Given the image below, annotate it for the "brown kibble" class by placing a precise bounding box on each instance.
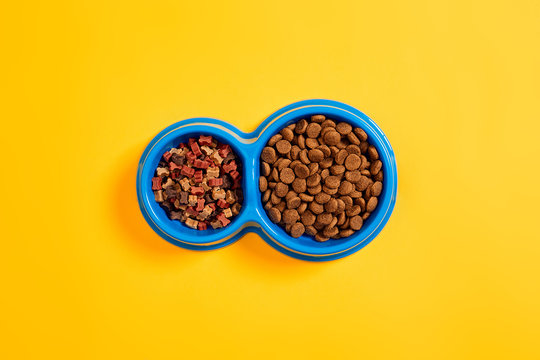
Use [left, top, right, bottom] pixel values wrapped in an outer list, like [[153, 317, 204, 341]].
[[285, 190, 298, 201], [323, 131, 341, 146], [259, 176, 268, 192], [297, 135, 306, 149], [322, 185, 338, 195], [280, 168, 295, 184], [366, 197, 378, 212], [276, 201, 286, 212], [330, 165, 345, 175], [344, 154, 361, 170], [276, 140, 292, 155], [277, 158, 292, 171], [262, 189, 271, 202], [299, 193, 314, 202], [307, 184, 322, 195], [368, 145, 379, 160], [335, 149, 348, 165], [271, 167, 279, 182], [280, 128, 294, 142], [292, 178, 307, 193], [270, 191, 281, 205], [349, 190, 362, 198], [346, 205, 361, 217], [360, 141, 369, 153], [294, 163, 309, 178], [268, 134, 282, 146], [374, 171, 383, 182], [261, 147, 277, 163], [338, 181, 353, 195], [287, 196, 301, 209], [301, 210, 316, 226], [350, 215, 363, 230], [290, 145, 300, 159], [275, 182, 289, 197], [305, 138, 319, 149], [345, 170, 362, 183], [321, 119, 336, 129], [346, 144, 361, 155], [315, 234, 329, 242], [356, 176, 371, 191], [299, 149, 310, 164], [356, 197, 366, 212], [371, 181, 383, 196], [315, 192, 330, 204], [336, 122, 352, 135], [282, 209, 299, 224], [362, 212, 371, 220], [324, 198, 338, 213], [320, 168, 330, 181], [324, 176, 340, 189], [354, 127, 368, 141], [297, 202, 308, 214], [268, 208, 281, 223], [311, 114, 326, 122], [340, 229, 354, 238], [306, 173, 321, 187], [306, 123, 322, 138], [317, 145, 331, 157], [347, 131, 361, 145], [336, 198, 346, 213], [370, 160, 382, 175], [316, 212, 333, 225], [305, 225, 317, 236], [340, 196, 353, 209], [308, 149, 324, 162], [290, 222, 305, 238], [295, 119, 308, 134], [261, 162, 271, 176], [309, 201, 324, 214]]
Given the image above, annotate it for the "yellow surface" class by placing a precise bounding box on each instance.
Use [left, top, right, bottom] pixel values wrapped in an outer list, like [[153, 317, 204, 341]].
[[1, 0, 540, 359]]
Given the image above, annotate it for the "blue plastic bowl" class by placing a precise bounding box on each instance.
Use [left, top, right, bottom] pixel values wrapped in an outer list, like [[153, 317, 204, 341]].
[[137, 99, 397, 261]]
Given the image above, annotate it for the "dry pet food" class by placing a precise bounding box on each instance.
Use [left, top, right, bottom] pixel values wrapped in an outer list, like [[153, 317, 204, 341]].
[[260, 115, 383, 241], [152, 135, 243, 230]]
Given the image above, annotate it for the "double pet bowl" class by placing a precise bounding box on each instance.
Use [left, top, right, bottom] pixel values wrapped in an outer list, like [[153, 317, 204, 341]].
[[136, 99, 397, 261]]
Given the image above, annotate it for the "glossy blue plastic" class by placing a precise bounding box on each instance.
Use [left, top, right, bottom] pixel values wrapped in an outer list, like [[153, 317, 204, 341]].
[[136, 99, 397, 261]]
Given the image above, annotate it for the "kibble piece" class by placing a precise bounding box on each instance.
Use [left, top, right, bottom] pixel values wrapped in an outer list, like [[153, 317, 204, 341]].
[[360, 141, 369, 153], [336, 122, 352, 135], [344, 154, 361, 170], [305, 138, 319, 149], [340, 229, 354, 238], [299, 149, 310, 164], [321, 119, 336, 129], [349, 215, 363, 230], [316, 213, 333, 226], [259, 176, 268, 192], [319, 158, 333, 169], [322, 185, 338, 195], [311, 114, 325, 122], [261, 147, 277, 163], [368, 145, 379, 160], [346, 205, 361, 217], [299, 193, 314, 202], [323, 131, 341, 146], [330, 165, 345, 175], [338, 181, 353, 195], [271, 167, 279, 182], [262, 189, 271, 202], [374, 171, 383, 182], [305, 225, 317, 236], [371, 181, 383, 196], [308, 149, 324, 162], [294, 163, 310, 179], [275, 182, 289, 197], [366, 197, 378, 212], [315, 234, 329, 242], [292, 178, 307, 193], [261, 162, 271, 176], [354, 127, 368, 141], [301, 210, 316, 226], [324, 198, 338, 213], [290, 222, 305, 238], [307, 184, 322, 195], [297, 134, 306, 149], [282, 209, 299, 224], [276, 201, 286, 212], [279, 168, 295, 184], [370, 160, 382, 175], [276, 140, 292, 155], [345, 170, 362, 183], [287, 196, 301, 209], [280, 128, 294, 141], [309, 201, 324, 214], [335, 149, 348, 165], [295, 119, 308, 134], [324, 176, 341, 189], [268, 134, 282, 146], [306, 123, 322, 138], [320, 169, 330, 181], [315, 192, 331, 204], [318, 145, 331, 157]]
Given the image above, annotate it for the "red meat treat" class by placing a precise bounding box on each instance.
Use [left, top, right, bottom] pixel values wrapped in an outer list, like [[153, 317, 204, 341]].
[[186, 151, 197, 164], [186, 206, 199, 217], [197, 222, 207, 231], [217, 199, 229, 208], [178, 143, 186, 148], [163, 151, 172, 162], [217, 213, 231, 227], [170, 169, 180, 179], [222, 160, 237, 174], [190, 142, 202, 157], [194, 170, 203, 183], [208, 178, 223, 187], [181, 165, 195, 177], [229, 170, 240, 180], [199, 135, 213, 146], [218, 144, 231, 158], [169, 162, 182, 171], [188, 138, 196, 146], [193, 159, 210, 169], [233, 177, 242, 189], [151, 177, 162, 190], [190, 186, 204, 196], [208, 203, 216, 211], [196, 198, 205, 211]]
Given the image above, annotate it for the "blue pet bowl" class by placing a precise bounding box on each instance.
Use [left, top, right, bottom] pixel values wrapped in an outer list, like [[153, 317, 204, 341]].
[[137, 99, 397, 261]]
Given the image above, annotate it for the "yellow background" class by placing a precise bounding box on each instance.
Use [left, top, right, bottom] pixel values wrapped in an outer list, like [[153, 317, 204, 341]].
[[1, 0, 540, 359]]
